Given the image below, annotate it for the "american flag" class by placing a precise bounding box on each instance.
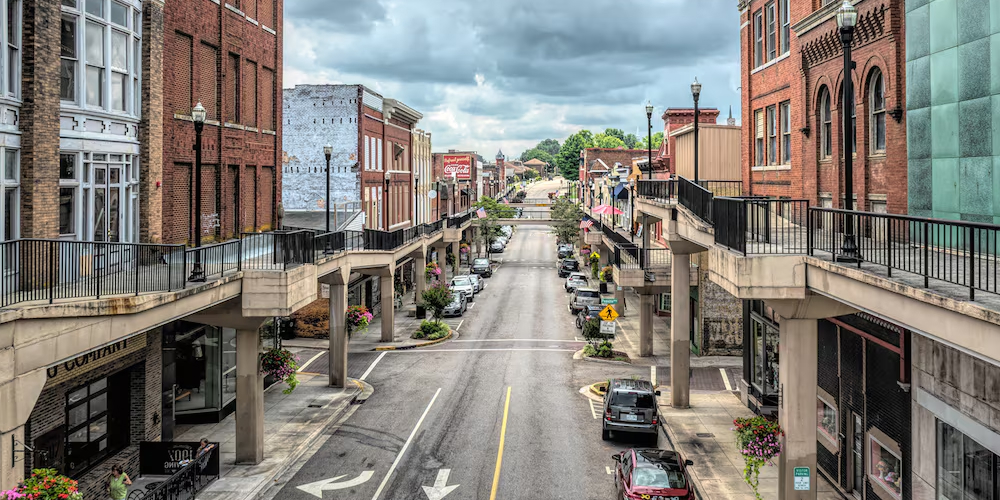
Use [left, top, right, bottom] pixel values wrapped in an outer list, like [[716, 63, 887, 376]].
[[579, 219, 594, 229], [501, 197, 508, 204], [476, 207, 488, 218]]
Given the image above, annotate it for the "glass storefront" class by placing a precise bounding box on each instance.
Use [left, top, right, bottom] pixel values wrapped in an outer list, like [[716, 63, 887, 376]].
[[938, 420, 1000, 500], [163, 322, 237, 421], [746, 300, 780, 402]]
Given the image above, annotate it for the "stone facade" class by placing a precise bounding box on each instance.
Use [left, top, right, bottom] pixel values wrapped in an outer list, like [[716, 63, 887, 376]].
[[162, 0, 283, 244], [695, 257, 744, 356]]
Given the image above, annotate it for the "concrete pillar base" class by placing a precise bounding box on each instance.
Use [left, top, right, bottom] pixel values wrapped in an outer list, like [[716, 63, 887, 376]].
[[670, 253, 692, 409], [329, 282, 348, 388], [615, 286, 626, 316], [381, 273, 395, 342], [778, 317, 819, 500], [639, 293, 654, 357], [451, 241, 460, 276], [236, 328, 264, 464]]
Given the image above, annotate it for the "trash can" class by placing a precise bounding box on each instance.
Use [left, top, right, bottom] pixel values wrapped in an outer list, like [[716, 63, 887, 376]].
[[415, 304, 426, 319]]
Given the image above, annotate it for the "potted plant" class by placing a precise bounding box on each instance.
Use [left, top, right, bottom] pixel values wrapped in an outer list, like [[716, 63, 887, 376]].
[[346, 305, 373, 338], [425, 262, 442, 282], [589, 251, 601, 279], [3, 469, 83, 500], [733, 416, 784, 500], [260, 348, 300, 394], [600, 265, 614, 283]]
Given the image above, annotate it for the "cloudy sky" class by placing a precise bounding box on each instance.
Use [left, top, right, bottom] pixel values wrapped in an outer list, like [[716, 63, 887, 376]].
[[283, 0, 741, 158]]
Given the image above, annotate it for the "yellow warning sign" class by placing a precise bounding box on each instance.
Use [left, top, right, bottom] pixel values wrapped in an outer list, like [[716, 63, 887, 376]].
[[599, 304, 619, 322]]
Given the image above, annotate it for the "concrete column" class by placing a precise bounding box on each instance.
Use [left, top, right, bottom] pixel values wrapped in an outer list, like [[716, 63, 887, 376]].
[[639, 293, 654, 357], [670, 252, 691, 408], [236, 328, 264, 464], [451, 241, 460, 275], [380, 273, 395, 342], [642, 215, 651, 249], [778, 318, 819, 500], [328, 283, 348, 388], [414, 258, 426, 304], [439, 246, 450, 283], [615, 285, 626, 317], [0, 426, 25, 490]]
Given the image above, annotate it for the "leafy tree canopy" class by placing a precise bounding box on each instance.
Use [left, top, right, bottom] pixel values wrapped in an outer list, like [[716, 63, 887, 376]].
[[536, 138, 561, 157], [603, 128, 626, 142], [474, 196, 515, 219], [522, 168, 540, 179], [550, 196, 584, 244], [624, 133, 639, 149], [635, 131, 664, 151], [520, 148, 555, 165], [421, 284, 454, 325], [556, 130, 594, 179], [593, 133, 626, 149]]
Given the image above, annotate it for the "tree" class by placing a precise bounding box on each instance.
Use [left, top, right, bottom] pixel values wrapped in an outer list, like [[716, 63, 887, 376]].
[[593, 133, 626, 149], [522, 168, 540, 179], [550, 197, 584, 244], [520, 148, 555, 165], [537, 138, 561, 156], [635, 131, 664, 151], [603, 128, 626, 142], [421, 284, 454, 325], [473, 196, 514, 256], [624, 133, 639, 149], [556, 130, 594, 179]]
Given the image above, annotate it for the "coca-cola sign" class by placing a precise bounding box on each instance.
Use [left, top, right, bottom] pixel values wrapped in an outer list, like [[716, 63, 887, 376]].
[[443, 155, 471, 179]]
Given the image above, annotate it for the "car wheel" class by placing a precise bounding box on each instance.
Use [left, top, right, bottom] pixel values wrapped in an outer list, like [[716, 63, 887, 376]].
[[602, 429, 610, 441]]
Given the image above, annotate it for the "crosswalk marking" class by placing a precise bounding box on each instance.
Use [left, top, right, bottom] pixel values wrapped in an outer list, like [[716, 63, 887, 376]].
[[589, 399, 599, 419], [720, 368, 733, 391]]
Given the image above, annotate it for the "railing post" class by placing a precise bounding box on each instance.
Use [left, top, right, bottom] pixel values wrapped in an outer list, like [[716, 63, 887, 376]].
[[48, 241, 56, 304], [923, 221, 929, 289], [135, 245, 141, 296], [886, 217, 893, 278], [807, 209, 814, 256], [969, 226, 976, 301]]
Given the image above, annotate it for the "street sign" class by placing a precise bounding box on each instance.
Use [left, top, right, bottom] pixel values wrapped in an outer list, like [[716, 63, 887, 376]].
[[423, 469, 460, 500], [601, 298, 618, 305], [297, 471, 375, 498], [793, 467, 810, 491], [599, 305, 619, 322], [600, 321, 616, 336]]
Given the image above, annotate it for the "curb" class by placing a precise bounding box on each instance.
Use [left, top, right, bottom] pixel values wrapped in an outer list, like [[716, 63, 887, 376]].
[[574, 348, 632, 365], [655, 399, 706, 500], [589, 381, 608, 397], [248, 378, 367, 500], [373, 329, 454, 351]]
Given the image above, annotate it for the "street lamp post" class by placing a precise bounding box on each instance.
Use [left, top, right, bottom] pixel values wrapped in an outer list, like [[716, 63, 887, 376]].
[[609, 170, 620, 228], [189, 102, 207, 282], [691, 78, 702, 183], [837, 0, 860, 262], [323, 144, 333, 253], [645, 101, 654, 180], [384, 171, 392, 230], [629, 178, 636, 242]]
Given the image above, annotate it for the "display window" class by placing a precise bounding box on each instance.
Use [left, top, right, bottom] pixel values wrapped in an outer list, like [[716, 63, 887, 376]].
[[817, 396, 838, 448], [870, 433, 902, 498]]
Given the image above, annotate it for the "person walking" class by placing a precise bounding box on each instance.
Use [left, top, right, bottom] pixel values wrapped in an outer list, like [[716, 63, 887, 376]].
[[107, 464, 131, 500]]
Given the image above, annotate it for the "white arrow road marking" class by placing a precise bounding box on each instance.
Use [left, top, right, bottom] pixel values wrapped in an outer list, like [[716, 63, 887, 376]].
[[296, 471, 375, 498], [606, 466, 613, 475], [422, 469, 460, 500], [371, 388, 442, 500]]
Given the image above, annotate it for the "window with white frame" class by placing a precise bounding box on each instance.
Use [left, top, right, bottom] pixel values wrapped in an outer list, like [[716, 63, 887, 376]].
[[754, 109, 764, 166], [4, 0, 19, 99], [766, 2, 776, 61], [779, 0, 789, 54], [753, 10, 763, 68], [780, 101, 791, 164], [60, 0, 141, 116], [766, 105, 777, 165], [817, 396, 837, 446], [870, 433, 902, 498], [58, 151, 139, 243], [820, 87, 832, 159], [870, 69, 886, 154], [0, 148, 17, 241]]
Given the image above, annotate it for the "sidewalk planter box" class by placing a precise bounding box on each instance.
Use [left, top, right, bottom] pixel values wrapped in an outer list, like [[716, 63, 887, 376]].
[[599, 282, 608, 294], [415, 305, 427, 319]]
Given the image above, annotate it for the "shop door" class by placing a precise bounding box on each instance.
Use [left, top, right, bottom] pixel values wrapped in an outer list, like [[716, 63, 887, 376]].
[[851, 412, 864, 497], [93, 165, 123, 270]]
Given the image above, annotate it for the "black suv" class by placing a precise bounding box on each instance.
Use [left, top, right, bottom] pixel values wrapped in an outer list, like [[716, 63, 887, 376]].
[[471, 258, 492, 277], [601, 378, 661, 443], [557, 258, 580, 277]]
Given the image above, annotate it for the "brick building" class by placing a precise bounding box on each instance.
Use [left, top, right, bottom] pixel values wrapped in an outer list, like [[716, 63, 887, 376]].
[[282, 85, 422, 230], [161, 0, 283, 244], [739, 0, 906, 214], [432, 151, 481, 219], [646, 108, 721, 178]]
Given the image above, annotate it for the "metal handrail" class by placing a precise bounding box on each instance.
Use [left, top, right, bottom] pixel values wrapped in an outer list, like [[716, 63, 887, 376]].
[[677, 176, 714, 223]]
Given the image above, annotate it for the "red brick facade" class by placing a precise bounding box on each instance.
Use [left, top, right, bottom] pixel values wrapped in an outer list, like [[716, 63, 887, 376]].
[[359, 97, 418, 230], [162, 0, 283, 244], [432, 151, 479, 218], [739, 0, 906, 213]]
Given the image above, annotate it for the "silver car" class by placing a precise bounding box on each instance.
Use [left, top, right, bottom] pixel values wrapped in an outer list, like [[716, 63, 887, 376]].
[[569, 287, 601, 314], [565, 272, 589, 292], [451, 275, 476, 299], [468, 273, 484, 293], [442, 293, 467, 317]]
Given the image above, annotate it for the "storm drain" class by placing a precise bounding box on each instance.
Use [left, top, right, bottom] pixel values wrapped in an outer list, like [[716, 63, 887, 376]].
[[696, 433, 715, 438], [308, 404, 323, 408]]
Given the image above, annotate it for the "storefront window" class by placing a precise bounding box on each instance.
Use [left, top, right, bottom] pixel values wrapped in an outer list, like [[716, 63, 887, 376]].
[[221, 327, 236, 406], [659, 292, 670, 313], [817, 397, 837, 446], [870, 434, 902, 498], [938, 420, 999, 500], [65, 373, 129, 477], [172, 325, 223, 414], [763, 325, 779, 394]]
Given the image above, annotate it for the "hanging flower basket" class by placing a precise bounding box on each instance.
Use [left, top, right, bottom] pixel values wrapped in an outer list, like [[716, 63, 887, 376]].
[[733, 416, 784, 500], [425, 262, 442, 281], [600, 265, 614, 283], [346, 305, 373, 338], [260, 348, 300, 394], [459, 242, 470, 254], [3, 469, 83, 500], [589, 251, 600, 264]]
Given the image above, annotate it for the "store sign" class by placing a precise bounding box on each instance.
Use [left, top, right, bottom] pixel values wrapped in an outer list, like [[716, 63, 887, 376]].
[[139, 441, 220, 476], [443, 155, 471, 180], [45, 332, 147, 385]]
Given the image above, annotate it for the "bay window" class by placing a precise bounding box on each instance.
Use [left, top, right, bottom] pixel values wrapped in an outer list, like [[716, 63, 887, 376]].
[[60, 0, 142, 116], [58, 151, 139, 243]]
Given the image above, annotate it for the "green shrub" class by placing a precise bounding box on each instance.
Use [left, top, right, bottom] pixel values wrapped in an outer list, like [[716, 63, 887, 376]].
[[597, 340, 614, 358], [583, 344, 597, 356], [412, 320, 450, 340]]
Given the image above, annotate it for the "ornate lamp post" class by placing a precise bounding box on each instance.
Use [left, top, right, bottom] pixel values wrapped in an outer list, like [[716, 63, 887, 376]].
[[323, 144, 333, 253], [384, 170, 392, 230], [837, 0, 860, 262], [189, 102, 207, 282], [691, 78, 702, 183], [645, 101, 654, 180]]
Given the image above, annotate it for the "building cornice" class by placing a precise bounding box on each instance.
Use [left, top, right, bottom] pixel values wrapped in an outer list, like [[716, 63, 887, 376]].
[[792, 0, 862, 36], [383, 98, 423, 124]]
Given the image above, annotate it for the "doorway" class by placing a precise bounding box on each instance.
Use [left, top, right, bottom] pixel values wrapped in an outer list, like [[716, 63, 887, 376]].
[[850, 412, 864, 498]]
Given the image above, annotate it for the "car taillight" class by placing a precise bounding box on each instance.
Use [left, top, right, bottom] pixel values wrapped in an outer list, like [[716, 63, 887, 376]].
[[652, 417, 658, 425], [605, 407, 612, 421]]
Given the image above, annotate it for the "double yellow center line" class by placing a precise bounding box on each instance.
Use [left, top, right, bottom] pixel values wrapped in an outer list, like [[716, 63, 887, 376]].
[[489, 386, 512, 500]]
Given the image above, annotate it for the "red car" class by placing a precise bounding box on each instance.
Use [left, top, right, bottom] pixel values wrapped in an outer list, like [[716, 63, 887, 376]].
[[612, 448, 695, 500]]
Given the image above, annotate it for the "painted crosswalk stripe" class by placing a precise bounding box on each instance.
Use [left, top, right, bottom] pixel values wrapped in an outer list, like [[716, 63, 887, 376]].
[[297, 351, 325, 373], [720, 368, 733, 391], [589, 399, 599, 419]]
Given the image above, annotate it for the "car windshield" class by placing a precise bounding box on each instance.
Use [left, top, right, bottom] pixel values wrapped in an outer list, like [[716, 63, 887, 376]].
[[632, 464, 686, 489], [473, 259, 489, 266], [448, 296, 462, 306], [577, 290, 599, 298], [585, 307, 603, 315], [452, 278, 471, 286], [610, 392, 655, 408]]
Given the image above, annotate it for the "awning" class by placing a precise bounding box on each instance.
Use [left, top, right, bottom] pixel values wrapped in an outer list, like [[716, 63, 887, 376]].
[[462, 188, 475, 196], [612, 184, 630, 200]]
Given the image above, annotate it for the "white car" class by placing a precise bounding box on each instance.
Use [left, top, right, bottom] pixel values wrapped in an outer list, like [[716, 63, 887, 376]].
[[450, 276, 476, 300], [468, 273, 484, 293], [565, 273, 589, 292]]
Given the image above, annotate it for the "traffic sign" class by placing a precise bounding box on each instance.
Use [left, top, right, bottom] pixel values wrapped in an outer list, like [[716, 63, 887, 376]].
[[793, 467, 810, 491], [601, 298, 618, 305], [600, 321, 616, 336], [599, 305, 619, 322]]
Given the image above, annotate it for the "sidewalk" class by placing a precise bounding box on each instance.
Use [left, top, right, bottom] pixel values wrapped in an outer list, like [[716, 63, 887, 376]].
[[657, 390, 843, 500], [151, 373, 368, 500]]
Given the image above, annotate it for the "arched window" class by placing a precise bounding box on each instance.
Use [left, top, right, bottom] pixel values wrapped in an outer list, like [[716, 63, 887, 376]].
[[820, 86, 832, 159], [870, 69, 886, 153]]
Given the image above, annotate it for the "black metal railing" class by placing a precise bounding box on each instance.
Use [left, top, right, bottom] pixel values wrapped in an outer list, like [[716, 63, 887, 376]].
[[712, 198, 809, 255], [612, 244, 641, 270], [640, 248, 673, 268], [678, 176, 714, 223], [184, 239, 241, 282], [635, 179, 677, 204], [128, 449, 217, 500], [697, 180, 744, 198], [448, 211, 472, 228], [809, 208, 1000, 300], [241, 231, 315, 270], [600, 220, 634, 248]]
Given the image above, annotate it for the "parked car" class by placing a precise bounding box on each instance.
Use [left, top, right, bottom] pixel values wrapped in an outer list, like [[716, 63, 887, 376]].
[[612, 448, 695, 500], [468, 273, 484, 293], [601, 378, 661, 442], [569, 287, 601, 314], [557, 244, 574, 258], [450, 276, 476, 299], [575, 305, 605, 329], [557, 258, 580, 277], [496, 235, 509, 246], [490, 241, 505, 253], [501, 225, 513, 235], [471, 258, 493, 277], [442, 293, 467, 317], [565, 272, 589, 292]]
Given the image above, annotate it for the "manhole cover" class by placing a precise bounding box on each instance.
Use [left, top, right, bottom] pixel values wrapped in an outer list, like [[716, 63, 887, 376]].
[[696, 433, 715, 438]]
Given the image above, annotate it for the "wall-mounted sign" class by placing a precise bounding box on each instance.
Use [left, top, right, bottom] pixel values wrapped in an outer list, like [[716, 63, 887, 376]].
[[428, 189, 437, 199], [139, 441, 220, 476], [45, 332, 148, 386], [443, 155, 471, 180]]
